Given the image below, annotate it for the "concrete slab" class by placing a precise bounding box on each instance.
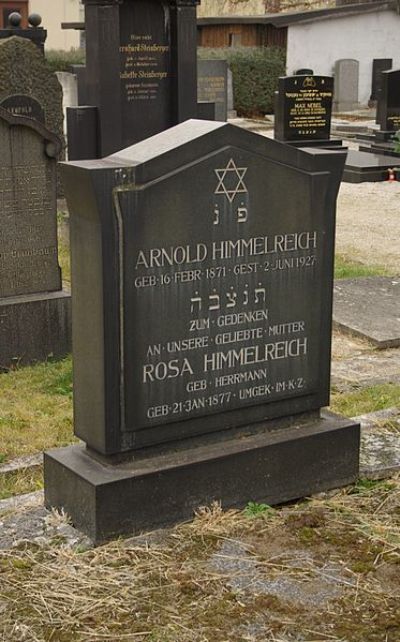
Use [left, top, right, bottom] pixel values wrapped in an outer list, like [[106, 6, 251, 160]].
[[353, 408, 400, 481], [333, 277, 400, 348]]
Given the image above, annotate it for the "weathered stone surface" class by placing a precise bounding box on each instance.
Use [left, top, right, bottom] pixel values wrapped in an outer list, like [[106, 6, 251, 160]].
[[359, 408, 400, 479], [0, 493, 92, 551], [0, 36, 63, 141], [333, 277, 400, 348], [331, 349, 400, 391], [0, 111, 61, 297], [333, 59, 359, 112], [0, 108, 71, 367]]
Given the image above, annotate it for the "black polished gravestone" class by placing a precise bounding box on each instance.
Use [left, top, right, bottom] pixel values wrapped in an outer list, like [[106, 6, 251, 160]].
[[0, 107, 71, 368], [370, 58, 392, 111], [378, 69, 400, 132], [68, 0, 199, 160], [44, 120, 359, 543], [274, 75, 338, 148]]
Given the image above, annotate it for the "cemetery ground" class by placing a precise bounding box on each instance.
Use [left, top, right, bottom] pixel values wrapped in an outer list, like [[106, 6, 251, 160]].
[[0, 182, 399, 641]]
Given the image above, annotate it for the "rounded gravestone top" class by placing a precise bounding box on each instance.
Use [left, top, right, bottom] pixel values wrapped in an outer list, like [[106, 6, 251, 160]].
[[8, 12, 22, 27], [28, 13, 42, 28]]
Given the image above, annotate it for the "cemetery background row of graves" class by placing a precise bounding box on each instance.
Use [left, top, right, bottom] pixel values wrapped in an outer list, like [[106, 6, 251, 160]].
[[0, 3, 399, 639]]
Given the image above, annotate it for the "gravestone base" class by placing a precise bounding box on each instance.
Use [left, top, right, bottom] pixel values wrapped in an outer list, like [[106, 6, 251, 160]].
[[343, 150, 400, 183], [44, 411, 360, 543], [287, 139, 344, 149], [0, 290, 71, 369]]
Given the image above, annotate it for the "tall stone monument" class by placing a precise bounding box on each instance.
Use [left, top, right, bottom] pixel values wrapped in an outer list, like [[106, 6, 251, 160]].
[[0, 108, 71, 368], [68, 0, 199, 158], [333, 59, 359, 112], [45, 120, 360, 542]]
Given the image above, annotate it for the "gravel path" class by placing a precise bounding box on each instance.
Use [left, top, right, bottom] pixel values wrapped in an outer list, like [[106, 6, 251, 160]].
[[336, 181, 400, 273]]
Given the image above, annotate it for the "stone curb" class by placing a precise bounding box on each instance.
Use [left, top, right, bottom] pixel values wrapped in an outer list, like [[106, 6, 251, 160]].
[[0, 453, 42, 475]]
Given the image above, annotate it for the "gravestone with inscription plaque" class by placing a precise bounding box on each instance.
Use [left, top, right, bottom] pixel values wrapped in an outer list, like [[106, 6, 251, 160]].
[[69, 0, 199, 159], [198, 60, 228, 121], [0, 107, 71, 367], [274, 75, 339, 148], [45, 119, 360, 543]]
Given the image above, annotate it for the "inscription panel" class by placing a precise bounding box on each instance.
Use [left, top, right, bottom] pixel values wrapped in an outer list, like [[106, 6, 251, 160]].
[[0, 95, 45, 124], [277, 75, 333, 142], [119, 0, 171, 147], [0, 120, 61, 298], [198, 60, 228, 121], [118, 149, 328, 434]]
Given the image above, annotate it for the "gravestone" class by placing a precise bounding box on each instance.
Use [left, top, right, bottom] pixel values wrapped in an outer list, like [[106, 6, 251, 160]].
[[198, 59, 228, 121], [378, 69, 400, 132], [274, 75, 335, 145], [371, 58, 392, 114], [0, 36, 64, 144], [0, 107, 71, 368], [69, 0, 199, 159], [333, 59, 359, 112], [45, 119, 359, 543], [295, 68, 314, 75]]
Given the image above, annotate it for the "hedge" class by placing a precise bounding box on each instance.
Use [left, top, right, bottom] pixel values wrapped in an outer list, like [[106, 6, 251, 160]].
[[45, 49, 85, 73], [46, 46, 285, 116], [198, 46, 286, 116]]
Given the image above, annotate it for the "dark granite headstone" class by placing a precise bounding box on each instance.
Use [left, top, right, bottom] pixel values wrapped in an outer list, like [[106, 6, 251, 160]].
[[274, 75, 334, 143], [197, 59, 228, 121], [371, 58, 392, 110], [0, 108, 71, 368], [378, 69, 400, 131], [295, 68, 314, 76], [72, 0, 199, 158], [342, 149, 400, 183], [45, 120, 359, 542]]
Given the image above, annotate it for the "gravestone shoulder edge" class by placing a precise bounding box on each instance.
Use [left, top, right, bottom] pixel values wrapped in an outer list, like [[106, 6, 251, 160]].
[[0, 106, 62, 154]]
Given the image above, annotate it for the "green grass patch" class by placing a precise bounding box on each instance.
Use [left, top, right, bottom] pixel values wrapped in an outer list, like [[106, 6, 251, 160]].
[[330, 383, 400, 418], [0, 358, 74, 462], [334, 254, 390, 279], [58, 221, 71, 286]]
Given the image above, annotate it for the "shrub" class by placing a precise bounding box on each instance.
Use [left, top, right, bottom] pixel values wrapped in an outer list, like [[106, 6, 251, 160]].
[[198, 46, 286, 116], [45, 49, 85, 73]]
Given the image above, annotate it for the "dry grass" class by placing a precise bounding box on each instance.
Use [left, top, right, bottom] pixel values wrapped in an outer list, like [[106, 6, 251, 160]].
[[1, 477, 399, 641]]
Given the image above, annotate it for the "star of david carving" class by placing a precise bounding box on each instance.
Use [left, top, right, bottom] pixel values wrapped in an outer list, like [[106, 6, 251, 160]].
[[214, 159, 248, 203]]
